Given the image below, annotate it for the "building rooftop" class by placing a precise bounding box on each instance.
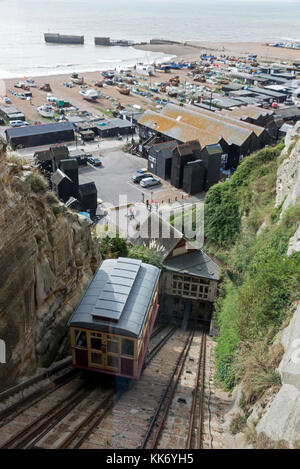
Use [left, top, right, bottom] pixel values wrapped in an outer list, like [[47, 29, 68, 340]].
[[68, 257, 160, 338], [138, 110, 221, 148], [5, 121, 74, 138], [133, 212, 183, 259], [219, 105, 274, 121], [185, 104, 266, 138], [161, 104, 254, 146], [164, 250, 220, 281]]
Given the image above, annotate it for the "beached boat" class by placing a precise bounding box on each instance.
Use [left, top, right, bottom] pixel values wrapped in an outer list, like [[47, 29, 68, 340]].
[[37, 104, 55, 118], [79, 89, 98, 101], [70, 72, 84, 85], [117, 86, 130, 95], [44, 33, 84, 44]]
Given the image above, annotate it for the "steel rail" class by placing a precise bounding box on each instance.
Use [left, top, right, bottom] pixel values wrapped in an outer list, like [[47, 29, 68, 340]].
[[0, 369, 78, 429], [186, 332, 206, 449], [144, 327, 176, 367], [67, 327, 178, 449], [140, 329, 194, 449], [1, 384, 93, 449], [58, 390, 115, 449], [1, 327, 178, 450]]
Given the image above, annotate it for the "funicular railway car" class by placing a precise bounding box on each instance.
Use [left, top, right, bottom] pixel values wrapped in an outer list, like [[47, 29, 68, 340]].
[[68, 257, 160, 379]]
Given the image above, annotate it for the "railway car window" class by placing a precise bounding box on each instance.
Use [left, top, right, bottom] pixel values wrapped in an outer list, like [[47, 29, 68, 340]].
[[107, 340, 118, 354], [91, 353, 102, 365], [91, 337, 102, 350], [122, 339, 134, 357], [75, 330, 87, 348], [107, 355, 119, 368]]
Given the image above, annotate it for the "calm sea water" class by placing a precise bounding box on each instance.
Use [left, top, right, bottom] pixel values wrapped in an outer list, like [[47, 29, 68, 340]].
[[0, 0, 299, 78]]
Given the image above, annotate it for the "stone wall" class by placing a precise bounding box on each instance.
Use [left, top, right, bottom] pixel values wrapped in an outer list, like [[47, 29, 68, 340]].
[[0, 142, 101, 389]]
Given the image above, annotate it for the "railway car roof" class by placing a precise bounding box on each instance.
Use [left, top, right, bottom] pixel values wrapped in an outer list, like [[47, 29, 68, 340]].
[[68, 257, 160, 338]]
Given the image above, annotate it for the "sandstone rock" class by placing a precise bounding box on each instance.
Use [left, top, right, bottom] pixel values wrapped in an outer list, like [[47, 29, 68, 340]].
[[0, 143, 101, 389]]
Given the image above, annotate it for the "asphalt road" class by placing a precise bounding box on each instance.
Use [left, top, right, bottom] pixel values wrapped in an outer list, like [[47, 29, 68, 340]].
[[79, 148, 166, 207]]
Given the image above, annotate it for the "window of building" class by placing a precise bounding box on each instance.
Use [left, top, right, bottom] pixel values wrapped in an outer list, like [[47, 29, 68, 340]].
[[75, 330, 87, 349], [91, 352, 102, 365], [122, 338, 134, 357]]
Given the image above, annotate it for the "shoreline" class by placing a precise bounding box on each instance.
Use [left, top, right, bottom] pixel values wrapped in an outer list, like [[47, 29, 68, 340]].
[[2, 40, 299, 81], [134, 41, 300, 63], [0, 50, 176, 81], [1, 39, 299, 125]]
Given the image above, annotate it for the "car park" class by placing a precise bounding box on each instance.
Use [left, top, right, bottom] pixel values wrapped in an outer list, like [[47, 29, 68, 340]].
[[140, 177, 161, 188], [132, 173, 152, 183]]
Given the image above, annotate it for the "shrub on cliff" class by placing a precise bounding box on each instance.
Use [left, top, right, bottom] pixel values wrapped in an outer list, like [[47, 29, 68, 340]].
[[128, 245, 163, 268], [204, 182, 241, 247], [99, 235, 128, 259], [26, 172, 48, 194]]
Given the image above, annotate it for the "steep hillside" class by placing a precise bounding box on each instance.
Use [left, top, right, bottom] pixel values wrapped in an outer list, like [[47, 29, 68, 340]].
[[0, 141, 101, 390], [204, 125, 300, 447]]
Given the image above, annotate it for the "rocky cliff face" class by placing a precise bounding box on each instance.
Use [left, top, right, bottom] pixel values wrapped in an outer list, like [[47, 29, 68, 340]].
[[254, 133, 300, 445], [0, 142, 100, 389], [229, 124, 300, 448], [276, 121, 300, 216]]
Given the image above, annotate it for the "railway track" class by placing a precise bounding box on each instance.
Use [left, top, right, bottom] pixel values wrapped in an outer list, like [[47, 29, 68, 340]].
[[0, 325, 177, 450], [141, 330, 207, 449], [186, 332, 206, 449], [0, 368, 79, 430], [77, 328, 189, 449], [140, 330, 195, 449]]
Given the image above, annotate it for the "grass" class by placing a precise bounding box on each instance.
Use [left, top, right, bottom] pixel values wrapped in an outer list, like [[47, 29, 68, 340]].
[[25, 171, 48, 193], [207, 142, 300, 394], [96, 107, 114, 118], [230, 414, 247, 435]]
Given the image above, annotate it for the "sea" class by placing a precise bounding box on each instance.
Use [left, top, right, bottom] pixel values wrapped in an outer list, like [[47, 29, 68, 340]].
[[0, 0, 299, 79]]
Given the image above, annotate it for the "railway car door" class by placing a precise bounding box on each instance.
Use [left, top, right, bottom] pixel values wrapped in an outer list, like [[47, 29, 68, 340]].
[[74, 329, 88, 367], [89, 332, 106, 369], [105, 336, 120, 373]]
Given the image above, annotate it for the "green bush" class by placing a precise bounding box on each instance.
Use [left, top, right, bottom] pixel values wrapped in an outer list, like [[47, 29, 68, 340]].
[[26, 172, 48, 193], [99, 235, 128, 258], [128, 245, 163, 268], [210, 141, 300, 392], [204, 183, 241, 246], [230, 414, 247, 435]]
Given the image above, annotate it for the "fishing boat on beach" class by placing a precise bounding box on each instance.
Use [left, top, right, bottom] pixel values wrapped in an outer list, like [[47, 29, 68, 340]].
[[79, 89, 98, 101], [37, 104, 55, 118], [117, 85, 130, 95]]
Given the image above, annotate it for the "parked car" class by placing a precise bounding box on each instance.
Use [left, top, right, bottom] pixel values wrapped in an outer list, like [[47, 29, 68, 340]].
[[14, 82, 30, 90], [25, 79, 37, 87], [140, 177, 161, 188], [9, 120, 29, 127], [132, 173, 152, 183], [87, 156, 102, 167], [136, 168, 148, 174]]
